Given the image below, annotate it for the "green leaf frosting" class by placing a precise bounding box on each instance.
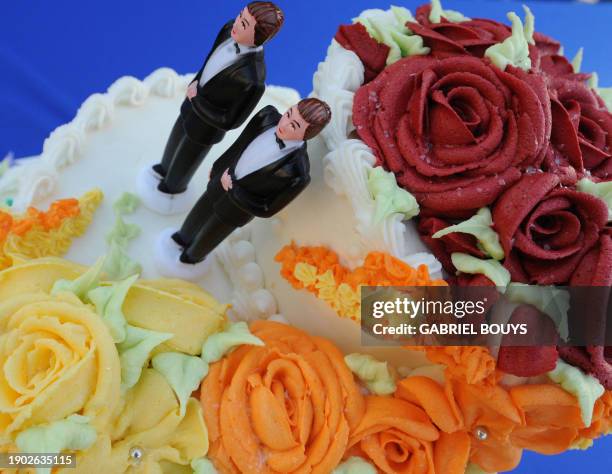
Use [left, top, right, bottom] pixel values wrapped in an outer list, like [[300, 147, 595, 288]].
[[103, 193, 142, 280], [152, 352, 209, 417], [522, 5, 535, 45], [548, 359, 604, 427], [104, 241, 143, 281], [355, 7, 429, 65], [367, 166, 419, 223], [192, 457, 218, 474], [113, 192, 141, 215], [117, 325, 173, 392], [16, 415, 96, 474], [429, 0, 470, 24], [598, 88, 612, 112], [201, 321, 264, 364], [390, 5, 414, 26], [432, 207, 504, 260], [485, 7, 533, 71], [505, 283, 570, 341], [87, 274, 139, 343], [345, 353, 396, 395], [577, 178, 612, 221], [588, 72, 612, 112], [571, 47, 584, 73], [451, 253, 511, 287], [0, 154, 11, 178], [106, 215, 140, 247], [51, 257, 105, 300], [332, 456, 377, 474]]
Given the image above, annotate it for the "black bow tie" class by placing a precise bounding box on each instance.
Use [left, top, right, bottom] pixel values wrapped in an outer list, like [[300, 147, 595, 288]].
[[234, 42, 241, 54], [275, 133, 286, 150]]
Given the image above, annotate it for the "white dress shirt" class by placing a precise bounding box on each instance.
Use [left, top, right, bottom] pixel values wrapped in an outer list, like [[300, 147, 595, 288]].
[[234, 127, 303, 179], [199, 39, 262, 87]]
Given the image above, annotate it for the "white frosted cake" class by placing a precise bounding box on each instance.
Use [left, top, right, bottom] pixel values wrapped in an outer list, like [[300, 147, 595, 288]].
[[1, 2, 611, 473], [0, 66, 438, 365]]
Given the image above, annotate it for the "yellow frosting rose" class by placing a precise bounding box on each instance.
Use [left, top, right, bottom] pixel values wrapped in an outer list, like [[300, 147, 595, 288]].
[[0, 256, 227, 471], [0, 258, 227, 355], [66, 368, 209, 474], [0, 289, 121, 442]]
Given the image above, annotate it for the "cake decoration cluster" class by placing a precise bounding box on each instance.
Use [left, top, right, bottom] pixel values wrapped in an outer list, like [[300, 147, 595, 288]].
[[0, 189, 102, 270], [315, 0, 612, 388], [0, 1, 610, 473], [0, 257, 227, 473], [276, 243, 446, 321]]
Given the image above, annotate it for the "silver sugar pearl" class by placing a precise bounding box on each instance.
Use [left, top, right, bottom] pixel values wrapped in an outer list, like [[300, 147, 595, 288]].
[[129, 446, 144, 464], [474, 426, 488, 441]]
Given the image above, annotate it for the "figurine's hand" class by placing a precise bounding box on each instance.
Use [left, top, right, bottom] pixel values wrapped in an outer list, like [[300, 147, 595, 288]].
[[186, 82, 197, 100], [221, 169, 233, 191]]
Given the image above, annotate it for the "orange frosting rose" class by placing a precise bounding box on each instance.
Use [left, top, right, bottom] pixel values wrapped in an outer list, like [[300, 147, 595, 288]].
[[396, 376, 522, 473], [509, 384, 586, 454], [345, 396, 439, 474], [583, 391, 612, 440], [414, 346, 499, 386], [200, 320, 365, 474]]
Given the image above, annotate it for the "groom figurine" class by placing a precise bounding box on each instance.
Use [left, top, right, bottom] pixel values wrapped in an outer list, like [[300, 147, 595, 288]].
[[155, 98, 332, 278], [139, 2, 284, 214]]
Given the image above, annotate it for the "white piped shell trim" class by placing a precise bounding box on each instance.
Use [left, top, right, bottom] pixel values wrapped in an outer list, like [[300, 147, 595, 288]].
[[0, 68, 192, 212], [313, 35, 442, 276], [216, 227, 279, 322]]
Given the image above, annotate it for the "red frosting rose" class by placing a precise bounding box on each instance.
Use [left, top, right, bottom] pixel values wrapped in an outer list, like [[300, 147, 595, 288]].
[[335, 23, 389, 83], [559, 229, 612, 389], [545, 77, 612, 181], [418, 216, 485, 273], [353, 55, 551, 216], [539, 54, 591, 82], [410, 4, 560, 61], [492, 172, 609, 285], [497, 304, 560, 377]]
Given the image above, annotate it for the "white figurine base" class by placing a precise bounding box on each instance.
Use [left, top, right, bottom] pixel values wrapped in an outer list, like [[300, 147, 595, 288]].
[[136, 165, 199, 215], [154, 227, 212, 280]]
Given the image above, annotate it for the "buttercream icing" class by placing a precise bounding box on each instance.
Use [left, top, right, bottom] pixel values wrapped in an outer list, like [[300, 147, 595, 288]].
[[451, 253, 511, 287], [87, 274, 139, 343], [332, 456, 377, 474], [345, 353, 397, 395], [432, 208, 504, 260], [505, 283, 570, 341], [192, 457, 219, 474], [548, 359, 605, 427], [152, 352, 209, 416], [428, 0, 470, 24], [355, 7, 430, 65], [16, 415, 97, 474], [577, 178, 612, 220], [116, 325, 173, 392], [201, 321, 264, 364], [485, 8, 532, 71]]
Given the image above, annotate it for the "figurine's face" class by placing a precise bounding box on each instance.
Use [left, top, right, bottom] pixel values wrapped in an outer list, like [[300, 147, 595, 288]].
[[231, 7, 257, 46], [276, 106, 309, 141]]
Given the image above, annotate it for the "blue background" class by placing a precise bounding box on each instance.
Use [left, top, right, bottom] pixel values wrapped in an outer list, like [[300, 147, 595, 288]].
[[1, 1, 611, 471]]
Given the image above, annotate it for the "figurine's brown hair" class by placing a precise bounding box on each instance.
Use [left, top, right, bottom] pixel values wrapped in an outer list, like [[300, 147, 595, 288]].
[[298, 98, 332, 140], [247, 2, 284, 46]]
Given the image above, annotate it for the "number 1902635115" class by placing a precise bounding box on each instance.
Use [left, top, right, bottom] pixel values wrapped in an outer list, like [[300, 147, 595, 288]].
[[0, 453, 76, 468]]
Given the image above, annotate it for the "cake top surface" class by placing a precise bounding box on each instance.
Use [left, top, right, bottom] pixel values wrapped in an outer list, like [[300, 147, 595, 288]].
[[0, 1, 611, 473]]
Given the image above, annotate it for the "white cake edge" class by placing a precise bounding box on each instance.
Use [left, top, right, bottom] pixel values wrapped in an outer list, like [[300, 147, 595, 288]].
[[312, 39, 442, 274], [0, 67, 302, 325]]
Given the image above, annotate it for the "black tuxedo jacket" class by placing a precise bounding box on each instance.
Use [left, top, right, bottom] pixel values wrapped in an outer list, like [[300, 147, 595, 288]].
[[183, 21, 266, 132], [210, 105, 311, 220]]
